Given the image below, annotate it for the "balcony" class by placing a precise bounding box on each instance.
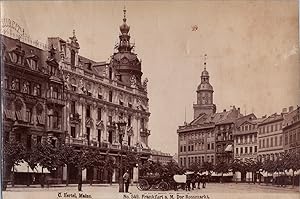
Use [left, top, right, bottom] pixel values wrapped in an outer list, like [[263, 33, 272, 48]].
[[46, 125, 63, 134], [99, 142, 109, 149], [47, 97, 65, 106], [70, 137, 85, 145]]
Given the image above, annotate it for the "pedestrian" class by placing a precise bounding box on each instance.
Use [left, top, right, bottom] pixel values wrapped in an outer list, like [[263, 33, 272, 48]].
[[202, 175, 207, 188], [191, 173, 196, 190], [197, 174, 201, 189], [186, 174, 191, 191], [123, 170, 130, 193]]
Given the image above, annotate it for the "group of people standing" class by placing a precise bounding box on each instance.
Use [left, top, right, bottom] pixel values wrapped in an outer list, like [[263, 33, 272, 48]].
[[186, 173, 208, 191]]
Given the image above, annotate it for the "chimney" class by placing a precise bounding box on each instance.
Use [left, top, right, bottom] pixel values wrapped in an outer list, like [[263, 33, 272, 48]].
[[282, 108, 287, 113], [223, 109, 226, 112], [289, 106, 294, 112]]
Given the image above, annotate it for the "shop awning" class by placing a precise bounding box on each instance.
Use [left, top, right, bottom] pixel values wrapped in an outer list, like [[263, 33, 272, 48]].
[[13, 162, 50, 173], [225, 144, 233, 152]]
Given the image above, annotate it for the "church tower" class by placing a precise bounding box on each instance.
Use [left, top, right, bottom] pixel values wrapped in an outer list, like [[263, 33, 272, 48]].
[[193, 54, 216, 118]]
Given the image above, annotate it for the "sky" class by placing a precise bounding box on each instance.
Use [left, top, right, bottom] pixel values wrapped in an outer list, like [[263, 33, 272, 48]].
[[1, 1, 299, 154]]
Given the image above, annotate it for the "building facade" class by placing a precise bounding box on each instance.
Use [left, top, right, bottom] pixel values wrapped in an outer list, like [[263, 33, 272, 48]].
[[283, 106, 300, 153], [233, 114, 261, 182], [2, 34, 66, 184], [234, 114, 259, 162], [149, 150, 173, 165], [214, 108, 242, 164], [257, 113, 284, 162]]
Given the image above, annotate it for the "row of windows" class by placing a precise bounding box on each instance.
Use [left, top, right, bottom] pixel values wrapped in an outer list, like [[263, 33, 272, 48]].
[[4, 76, 41, 96], [70, 86, 139, 110], [259, 135, 282, 149], [284, 128, 300, 146], [235, 134, 257, 144], [179, 131, 214, 141], [218, 124, 234, 131], [216, 134, 233, 141], [70, 102, 136, 127], [180, 142, 215, 152], [70, 126, 133, 146], [180, 155, 214, 167], [239, 124, 256, 132], [259, 122, 282, 134], [6, 132, 56, 149], [235, 146, 258, 155]]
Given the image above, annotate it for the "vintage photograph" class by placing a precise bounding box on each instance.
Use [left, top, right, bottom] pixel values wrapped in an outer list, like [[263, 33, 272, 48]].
[[1, 1, 300, 199]]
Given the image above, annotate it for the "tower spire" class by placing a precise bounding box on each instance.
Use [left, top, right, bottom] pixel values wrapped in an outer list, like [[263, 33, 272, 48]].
[[204, 54, 207, 70], [123, 6, 127, 22]]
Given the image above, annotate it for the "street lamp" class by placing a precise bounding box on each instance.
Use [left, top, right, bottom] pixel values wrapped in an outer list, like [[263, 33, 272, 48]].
[[117, 121, 126, 193]]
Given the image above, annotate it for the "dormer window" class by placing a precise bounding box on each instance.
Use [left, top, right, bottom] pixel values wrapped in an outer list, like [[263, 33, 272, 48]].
[[33, 84, 41, 96], [109, 91, 113, 102], [4, 76, 8, 89], [108, 67, 112, 79], [71, 49, 75, 67], [11, 78, 20, 91], [86, 105, 91, 118], [87, 63, 92, 70], [22, 81, 31, 94]]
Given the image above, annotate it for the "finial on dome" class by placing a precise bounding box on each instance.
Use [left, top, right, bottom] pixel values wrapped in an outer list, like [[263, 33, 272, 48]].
[[123, 6, 127, 22], [204, 54, 207, 70]]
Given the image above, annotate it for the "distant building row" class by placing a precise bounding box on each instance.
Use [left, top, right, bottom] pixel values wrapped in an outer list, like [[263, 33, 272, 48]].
[[177, 61, 300, 170]]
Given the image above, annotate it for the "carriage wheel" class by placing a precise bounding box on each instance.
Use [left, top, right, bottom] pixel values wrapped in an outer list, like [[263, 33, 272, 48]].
[[158, 181, 169, 191], [137, 179, 150, 191]]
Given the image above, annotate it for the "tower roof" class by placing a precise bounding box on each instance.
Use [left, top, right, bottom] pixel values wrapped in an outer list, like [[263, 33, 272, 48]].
[[119, 8, 130, 34], [197, 55, 213, 92]]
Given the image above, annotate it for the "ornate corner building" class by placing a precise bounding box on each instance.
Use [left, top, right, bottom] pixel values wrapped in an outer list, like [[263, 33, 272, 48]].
[[2, 9, 151, 184]]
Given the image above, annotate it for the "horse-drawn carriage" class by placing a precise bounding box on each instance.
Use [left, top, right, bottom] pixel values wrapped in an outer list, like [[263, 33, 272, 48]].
[[137, 172, 170, 191], [137, 172, 188, 191], [137, 171, 209, 191]]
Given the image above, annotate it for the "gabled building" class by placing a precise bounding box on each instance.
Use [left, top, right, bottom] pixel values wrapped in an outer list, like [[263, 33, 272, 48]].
[[214, 107, 242, 164], [2, 34, 66, 184], [283, 106, 300, 153], [257, 112, 284, 162], [233, 113, 261, 162], [149, 150, 173, 165]]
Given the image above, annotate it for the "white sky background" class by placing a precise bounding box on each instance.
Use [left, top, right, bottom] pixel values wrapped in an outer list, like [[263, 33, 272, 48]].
[[1, 1, 300, 154]]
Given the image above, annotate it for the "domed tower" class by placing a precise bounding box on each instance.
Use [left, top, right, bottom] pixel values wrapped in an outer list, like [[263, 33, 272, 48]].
[[110, 8, 143, 87], [193, 55, 216, 118]]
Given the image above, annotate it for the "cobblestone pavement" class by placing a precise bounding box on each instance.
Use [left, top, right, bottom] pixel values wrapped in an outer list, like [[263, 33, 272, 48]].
[[3, 183, 300, 199]]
